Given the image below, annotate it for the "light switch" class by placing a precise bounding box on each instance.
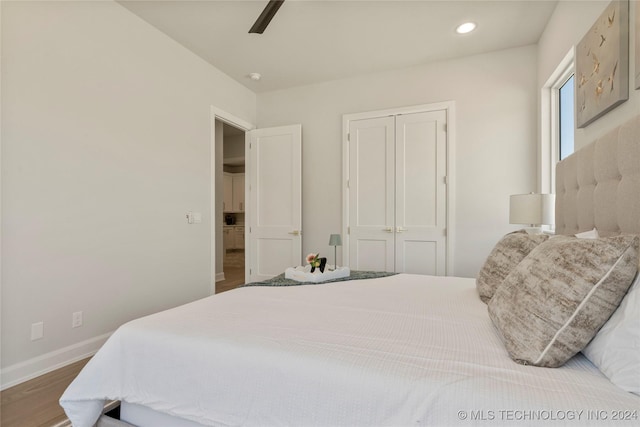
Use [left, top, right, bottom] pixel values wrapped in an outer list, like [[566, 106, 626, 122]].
[[31, 322, 44, 341], [186, 212, 193, 224], [194, 212, 202, 224]]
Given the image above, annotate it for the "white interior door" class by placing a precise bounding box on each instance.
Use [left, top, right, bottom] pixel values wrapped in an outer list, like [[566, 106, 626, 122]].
[[348, 117, 395, 272], [395, 110, 447, 275], [247, 124, 302, 282], [345, 107, 448, 275]]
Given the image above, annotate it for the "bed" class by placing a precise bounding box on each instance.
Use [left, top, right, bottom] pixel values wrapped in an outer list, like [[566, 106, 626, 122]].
[[60, 115, 640, 426]]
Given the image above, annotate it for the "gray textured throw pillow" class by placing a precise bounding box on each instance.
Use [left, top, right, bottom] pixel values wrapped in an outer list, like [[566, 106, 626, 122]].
[[476, 230, 549, 303], [488, 234, 639, 368]]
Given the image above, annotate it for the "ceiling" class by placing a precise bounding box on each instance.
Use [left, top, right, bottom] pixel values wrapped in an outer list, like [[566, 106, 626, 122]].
[[118, 0, 558, 93]]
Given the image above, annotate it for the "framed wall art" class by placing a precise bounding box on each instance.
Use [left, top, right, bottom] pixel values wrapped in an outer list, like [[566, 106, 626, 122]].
[[576, 0, 629, 128]]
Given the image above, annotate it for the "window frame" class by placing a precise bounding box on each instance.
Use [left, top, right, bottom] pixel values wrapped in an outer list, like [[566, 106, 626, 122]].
[[557, 73, 576, 162], [541, 48, 575, 196], [552, 68, 575, 167]]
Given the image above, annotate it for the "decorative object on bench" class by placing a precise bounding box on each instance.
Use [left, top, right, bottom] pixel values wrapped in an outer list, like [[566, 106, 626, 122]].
[[306, 253, 327, 273]]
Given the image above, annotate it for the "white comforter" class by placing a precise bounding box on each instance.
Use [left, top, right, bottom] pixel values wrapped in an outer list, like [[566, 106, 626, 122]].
[[60, 274, 639, 426]]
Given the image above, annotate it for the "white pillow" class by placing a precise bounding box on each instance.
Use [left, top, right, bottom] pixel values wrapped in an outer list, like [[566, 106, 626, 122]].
[[576, 228, 600, 239], [582, 272, 640, 394]]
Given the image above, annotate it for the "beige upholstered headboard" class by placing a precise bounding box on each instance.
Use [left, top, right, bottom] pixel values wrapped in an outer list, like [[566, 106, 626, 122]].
[[555, 115, 640, 237]]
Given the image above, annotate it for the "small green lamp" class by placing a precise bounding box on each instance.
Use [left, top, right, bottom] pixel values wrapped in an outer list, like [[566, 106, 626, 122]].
[[328, 234, 342, 270]]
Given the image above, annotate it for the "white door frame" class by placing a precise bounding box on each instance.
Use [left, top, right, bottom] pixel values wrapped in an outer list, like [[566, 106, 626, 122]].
[[342, 101, 456, 276], [210, 106, 255, 295]]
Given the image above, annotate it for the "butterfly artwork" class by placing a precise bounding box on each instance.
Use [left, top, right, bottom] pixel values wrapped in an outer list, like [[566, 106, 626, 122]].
[[575, 0, 629, 128]]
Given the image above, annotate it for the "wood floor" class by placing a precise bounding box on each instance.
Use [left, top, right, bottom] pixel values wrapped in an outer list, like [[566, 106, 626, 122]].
[[216, 250, 245, 293], [1, 250, 245, 426], [0, 358, 90, 427]]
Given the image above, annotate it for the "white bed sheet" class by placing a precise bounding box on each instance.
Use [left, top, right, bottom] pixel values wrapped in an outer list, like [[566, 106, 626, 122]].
[[60, 274, 639, 426]]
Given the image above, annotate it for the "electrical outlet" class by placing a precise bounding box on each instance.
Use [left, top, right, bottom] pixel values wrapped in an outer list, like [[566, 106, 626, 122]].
[[72, 311, 83, 328], [31, 322, 44, 341]]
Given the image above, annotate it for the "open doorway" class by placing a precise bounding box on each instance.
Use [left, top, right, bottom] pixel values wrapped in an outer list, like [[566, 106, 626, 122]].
[[215, 121, 246, 293], [211, 111, 302, 290]]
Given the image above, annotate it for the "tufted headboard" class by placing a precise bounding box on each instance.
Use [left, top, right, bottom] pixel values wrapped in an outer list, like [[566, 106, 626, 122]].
[[555, 115, 640, 237]]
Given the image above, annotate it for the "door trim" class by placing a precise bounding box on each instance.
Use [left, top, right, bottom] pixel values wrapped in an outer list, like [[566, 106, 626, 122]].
[[210, 106, 255, 295], [342, 101, 456, 276]]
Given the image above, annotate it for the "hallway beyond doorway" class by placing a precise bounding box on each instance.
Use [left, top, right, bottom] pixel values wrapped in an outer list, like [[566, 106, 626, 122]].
[[217, 250, 245, 293]]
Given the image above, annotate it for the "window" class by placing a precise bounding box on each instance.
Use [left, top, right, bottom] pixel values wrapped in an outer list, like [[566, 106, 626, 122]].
[[541, 48, 575, 196], [558, 74, 575, 161]]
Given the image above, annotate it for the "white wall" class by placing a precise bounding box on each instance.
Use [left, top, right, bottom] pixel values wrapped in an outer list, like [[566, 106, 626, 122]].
[[538, 0, 640, 152], [1, 0, 255, 385], [257, 46, 539, 278]]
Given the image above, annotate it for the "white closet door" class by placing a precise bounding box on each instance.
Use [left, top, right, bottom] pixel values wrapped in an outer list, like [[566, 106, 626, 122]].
[[395, 111, 447, 275], [348, 117, 395, 272], [247, 125, 302, 282]]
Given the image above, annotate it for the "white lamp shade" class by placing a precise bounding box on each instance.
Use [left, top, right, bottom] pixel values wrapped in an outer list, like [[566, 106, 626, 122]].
[[509, 193, 555, 226]]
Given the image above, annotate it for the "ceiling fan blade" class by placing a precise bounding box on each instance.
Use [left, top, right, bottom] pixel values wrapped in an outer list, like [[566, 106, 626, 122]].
[[249, 0, 285, 34]]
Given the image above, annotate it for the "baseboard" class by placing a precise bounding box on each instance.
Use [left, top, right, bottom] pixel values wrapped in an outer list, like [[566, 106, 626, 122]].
[[0, 332, 112, 390], [215, 272, 225, 282]]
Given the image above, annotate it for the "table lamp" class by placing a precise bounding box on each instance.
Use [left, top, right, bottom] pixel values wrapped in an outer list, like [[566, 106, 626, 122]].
[[509, 193, 555, 234], [328, 234, 342, 270]]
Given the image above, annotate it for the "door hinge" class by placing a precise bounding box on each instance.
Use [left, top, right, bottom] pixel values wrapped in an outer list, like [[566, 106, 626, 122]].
[[443, 176, 448, 185], [348, 226, 351, 235], [443, 228, 447, 237], [443, 123, 447, 132], [347, 133, 350, 142], [347, 179, 350, 189]]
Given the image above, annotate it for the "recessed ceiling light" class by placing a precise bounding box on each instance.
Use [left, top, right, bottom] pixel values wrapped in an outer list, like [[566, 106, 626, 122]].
[[249, 72, 262, 81], [456, 22, 477, 34]]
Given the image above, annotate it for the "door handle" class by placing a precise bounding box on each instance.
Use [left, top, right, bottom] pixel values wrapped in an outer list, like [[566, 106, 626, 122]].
[[396, 227, 407, 233], [289, 230, 301, 236], [383, 227, 393, 233]]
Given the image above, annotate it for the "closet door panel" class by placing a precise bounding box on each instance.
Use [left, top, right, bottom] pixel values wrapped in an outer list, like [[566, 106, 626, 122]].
[[395, 110, 447, 275], [398, 119, 437, 227], [348, 117, 395, 272], [398, 240, 437, 275], [353, 239, 392, 272], [353, 124, 393, 226]]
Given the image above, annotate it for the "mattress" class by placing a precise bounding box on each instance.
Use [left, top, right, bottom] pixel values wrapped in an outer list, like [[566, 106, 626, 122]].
[[60, 274, 640, 426]]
